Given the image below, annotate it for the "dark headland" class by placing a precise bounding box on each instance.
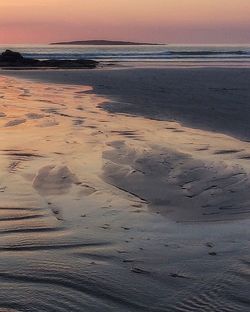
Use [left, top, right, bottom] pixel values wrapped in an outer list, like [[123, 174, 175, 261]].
[[51, 40, 162, 45], [0, 49, 98, 69]]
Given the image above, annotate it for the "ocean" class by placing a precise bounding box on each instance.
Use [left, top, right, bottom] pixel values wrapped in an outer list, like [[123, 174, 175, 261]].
[[1, 44, 250, 67]]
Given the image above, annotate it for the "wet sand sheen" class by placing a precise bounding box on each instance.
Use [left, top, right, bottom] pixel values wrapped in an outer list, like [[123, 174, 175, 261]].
[[0, 75, 250, 311]]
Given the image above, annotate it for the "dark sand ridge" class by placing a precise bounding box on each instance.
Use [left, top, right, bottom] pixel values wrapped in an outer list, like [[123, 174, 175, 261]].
[[3, 67, 250, 141], [0, 73, 250, 311], [103, 141, 250, 222]]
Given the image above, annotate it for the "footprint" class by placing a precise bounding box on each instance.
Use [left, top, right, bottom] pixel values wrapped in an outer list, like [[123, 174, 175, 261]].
[[26, 113, 45, 120], [5, 119, 26, 127], [33, 165, 79, 195]]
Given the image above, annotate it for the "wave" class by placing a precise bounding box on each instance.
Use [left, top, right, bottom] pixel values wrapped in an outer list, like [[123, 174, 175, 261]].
[[21, 50, 250, 61], [1, 44, 250, 63], [168, 50, 249, 56]]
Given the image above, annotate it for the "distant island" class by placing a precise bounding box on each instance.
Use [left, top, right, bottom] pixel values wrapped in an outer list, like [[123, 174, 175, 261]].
[[51, 40, 162, 46]]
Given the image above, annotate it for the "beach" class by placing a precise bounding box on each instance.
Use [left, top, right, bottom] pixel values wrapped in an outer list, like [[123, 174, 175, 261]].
[[0, 67, 250, 311], [8, 67, 250, 140]]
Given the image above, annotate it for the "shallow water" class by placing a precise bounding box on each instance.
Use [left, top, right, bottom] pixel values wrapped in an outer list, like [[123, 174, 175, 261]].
[[0, 76, 250, 311]]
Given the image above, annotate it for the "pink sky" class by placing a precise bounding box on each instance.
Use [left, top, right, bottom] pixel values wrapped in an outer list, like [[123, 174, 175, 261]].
[[0, 0, 250, 44]]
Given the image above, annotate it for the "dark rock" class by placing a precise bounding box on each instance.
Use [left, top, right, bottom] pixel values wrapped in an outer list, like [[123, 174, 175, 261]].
[[0, 50, 99, 69], [209, 252, 217, 256], [1, 49, 24, 62], [206, 242, 214, 248]]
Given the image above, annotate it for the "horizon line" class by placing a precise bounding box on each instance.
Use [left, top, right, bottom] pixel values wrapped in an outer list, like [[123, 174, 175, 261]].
[[0, 41, 250, 45]]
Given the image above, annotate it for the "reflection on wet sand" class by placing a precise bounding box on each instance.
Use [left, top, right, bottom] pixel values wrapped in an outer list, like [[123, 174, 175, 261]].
[[0, 76, 250, 311]]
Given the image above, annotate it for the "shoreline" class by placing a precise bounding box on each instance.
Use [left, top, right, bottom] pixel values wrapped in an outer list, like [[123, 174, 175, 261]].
[[3, 66, 250, 141]]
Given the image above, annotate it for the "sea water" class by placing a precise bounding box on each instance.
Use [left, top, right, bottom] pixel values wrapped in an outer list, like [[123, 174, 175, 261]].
[[1, 44, 250, 67]]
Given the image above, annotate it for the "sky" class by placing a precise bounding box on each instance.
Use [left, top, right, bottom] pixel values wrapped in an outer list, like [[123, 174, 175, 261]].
[[0, 0, 250, 44]]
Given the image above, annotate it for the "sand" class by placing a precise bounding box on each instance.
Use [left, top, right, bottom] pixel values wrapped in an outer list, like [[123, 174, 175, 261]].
[[5, 67, 250, 140], [0, 69, 249, 311]]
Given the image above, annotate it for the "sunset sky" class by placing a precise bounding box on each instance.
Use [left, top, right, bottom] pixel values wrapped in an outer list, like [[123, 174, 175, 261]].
[[0, 0, 250, 44]]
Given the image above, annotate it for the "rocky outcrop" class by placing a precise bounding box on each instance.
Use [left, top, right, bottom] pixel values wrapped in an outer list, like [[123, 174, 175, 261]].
[[1, 50, 24, 61], [0, 50, 99, 69]]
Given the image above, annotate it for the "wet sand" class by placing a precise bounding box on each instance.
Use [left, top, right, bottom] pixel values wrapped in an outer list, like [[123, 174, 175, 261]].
[[0, 70, 250, 311], [5, 67, 250, 140]]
